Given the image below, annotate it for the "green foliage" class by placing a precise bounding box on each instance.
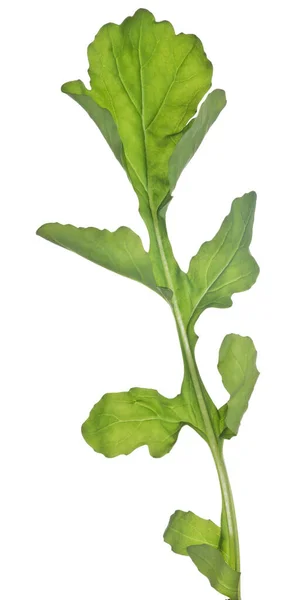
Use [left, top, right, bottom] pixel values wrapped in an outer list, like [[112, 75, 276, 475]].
[[81, 388, 202, 458], [188, 544, 240, 599], [62, 8, 212, 211], [163, 504, 241, 599], [168, 89, 227, 192], [164, 510, 220, 555], [37, 9, 259, 600], [61, 80, 125, 167], [187, 192, 259, 319], [218, 334, 259, 439], [36, 224, 160, 293]]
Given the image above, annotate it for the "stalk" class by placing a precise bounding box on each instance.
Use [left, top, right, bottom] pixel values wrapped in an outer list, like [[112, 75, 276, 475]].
[[148, 207, 241, 597]]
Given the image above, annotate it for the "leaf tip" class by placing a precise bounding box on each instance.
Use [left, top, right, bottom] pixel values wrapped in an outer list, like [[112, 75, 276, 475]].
[[36, 225, 43, 237], [211, 88, 227, 108], [247, 190, 257, 204], [133, 7, 155, 20], [61, 82, 70, 95], [36, 223, 50, 239], [61, 79, 86, 96], [36, 223, 61, 244]]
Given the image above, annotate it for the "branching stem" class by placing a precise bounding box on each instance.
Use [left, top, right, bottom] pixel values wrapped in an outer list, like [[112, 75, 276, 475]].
[[149, 208, 241, 598]]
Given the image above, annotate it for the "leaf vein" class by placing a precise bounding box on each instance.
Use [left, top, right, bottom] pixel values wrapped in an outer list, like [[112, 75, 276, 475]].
[[145, 39, 198, 131]]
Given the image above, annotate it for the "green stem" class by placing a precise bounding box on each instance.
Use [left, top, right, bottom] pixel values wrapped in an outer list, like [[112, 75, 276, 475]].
[[148, 208, 241, 597], [215, 447, 241, 574], [174, 295, 241, 577]]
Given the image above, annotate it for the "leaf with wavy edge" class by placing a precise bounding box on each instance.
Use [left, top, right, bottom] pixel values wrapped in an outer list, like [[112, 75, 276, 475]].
[[164, 510, 220, 556], [218, 334, 259, 439], [62, 8, 213, 209], [36, 224, 162, 293], [82, 387, 203, 458]]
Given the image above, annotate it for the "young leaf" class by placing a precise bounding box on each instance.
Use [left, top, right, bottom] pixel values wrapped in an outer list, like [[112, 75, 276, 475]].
[[61, 80, 126, 168], [62, 8, 213, 209], [36, 224, 160, 293], [164, 510, 220, 556], [187, 544, 240, 599], [82, 388, 195, 458], [218, 334, 259, 439], [188, 192, 259, 325], [168, 89, 227, 192]]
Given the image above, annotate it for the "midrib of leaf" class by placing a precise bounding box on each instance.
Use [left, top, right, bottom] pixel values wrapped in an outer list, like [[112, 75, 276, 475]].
[[169, 525, 210, 546], [138, 15, 149, 191], [90, 416, 182, 435], [189, 548, 237, 595], [230, 347, 246, 379], [122, 240, 145, 283], [168, 515, 218, 547]]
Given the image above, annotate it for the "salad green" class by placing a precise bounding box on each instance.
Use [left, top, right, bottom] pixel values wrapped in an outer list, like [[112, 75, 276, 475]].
[[37, 9, 259, 599]]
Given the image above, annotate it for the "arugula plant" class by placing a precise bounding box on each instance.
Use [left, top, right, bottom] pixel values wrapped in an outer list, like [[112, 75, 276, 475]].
[[37, 9, 259, 599]]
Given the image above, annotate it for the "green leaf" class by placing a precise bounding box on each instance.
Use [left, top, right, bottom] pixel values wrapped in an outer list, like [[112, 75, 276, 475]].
[[82, 388, 196, 458], [36, 224, 160, 293], [187, 544, 240, 599], [164, 510, 220, 556], [164, 510, 240, 598], [61, 79, 125, 168], [62, 8, 213, 209], [168, 89, 226, 192], [188, 192, 259, 325], [218, 334, 259, 439]]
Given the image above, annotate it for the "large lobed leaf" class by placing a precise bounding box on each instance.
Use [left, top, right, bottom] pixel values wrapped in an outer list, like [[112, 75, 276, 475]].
[[82, 387, 199, 458], [62, 8, 214, 209], [218, 333, 259, 439]]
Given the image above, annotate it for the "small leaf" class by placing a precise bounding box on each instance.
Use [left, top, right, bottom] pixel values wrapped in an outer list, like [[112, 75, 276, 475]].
[[82, 388, 193, 458], [164, 510, 220, 556], [187, 544, 240, 599], [218, 334, 259, 439], [36, 224, 160, 293], [188, 192, 259, 325], [168, 89, 226, 192], [61, 79, 126, 168], [62, 8, 213, 209]]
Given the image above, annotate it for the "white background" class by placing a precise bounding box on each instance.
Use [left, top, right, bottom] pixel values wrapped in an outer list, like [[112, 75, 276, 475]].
[[1, 1, 306, 598]]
